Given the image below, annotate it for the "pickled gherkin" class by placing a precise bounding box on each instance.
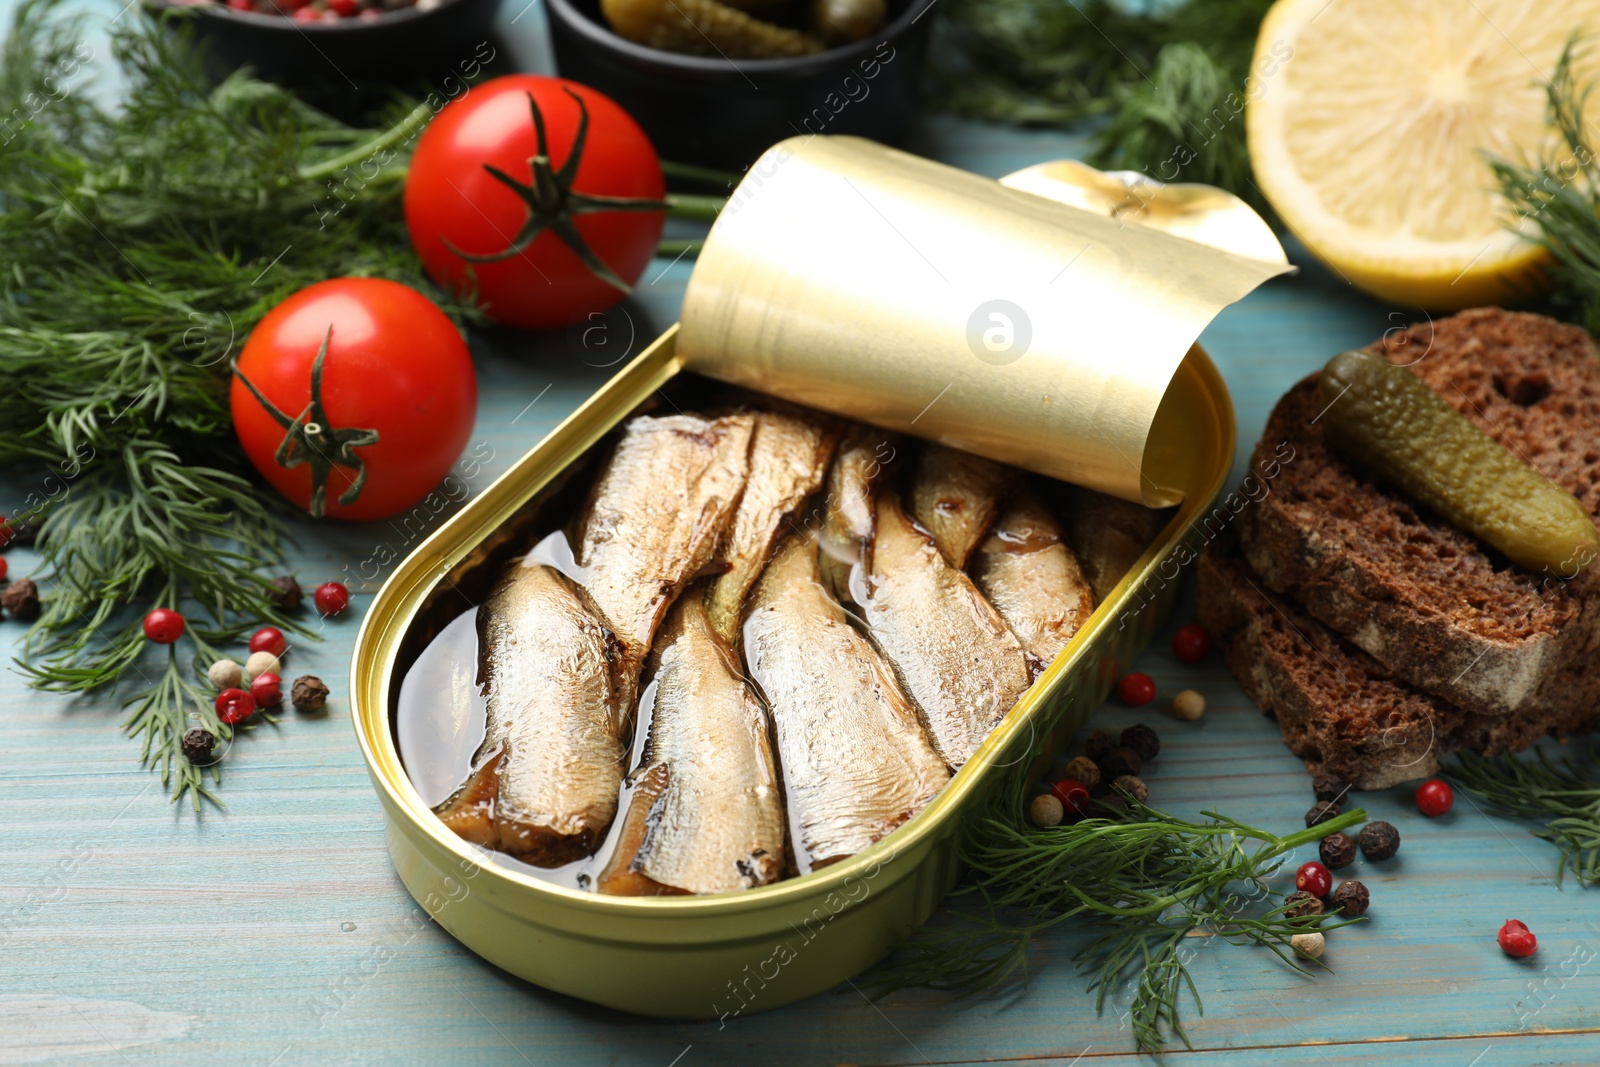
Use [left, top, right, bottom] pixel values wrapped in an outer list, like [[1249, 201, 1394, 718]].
[[602, 0, 823, 58], [1318, 349, 1599, 575]]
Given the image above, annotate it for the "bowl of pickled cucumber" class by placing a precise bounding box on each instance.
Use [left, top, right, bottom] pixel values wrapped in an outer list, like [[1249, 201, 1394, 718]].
[[544, 0, 936, 168]]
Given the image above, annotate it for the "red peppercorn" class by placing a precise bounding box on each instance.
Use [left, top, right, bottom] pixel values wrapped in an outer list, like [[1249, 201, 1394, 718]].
[[1117, 672, 1155, 706], [215, 687, 256, 725], [315, 581, 350, 617], [226, 0, 254, 9], [327, 0, 358, 15], [249, 626, 288, 658], [250, 672, 283, 708], [1416, 778, 1454, 817], [142, 608, 186, 645], [1171, 624, 1211, 664], [1050, 778, 1091, 819], [1498, 919, 1537, 958], [291, 5, 319, 18], [1294, 861, 1332, 898]]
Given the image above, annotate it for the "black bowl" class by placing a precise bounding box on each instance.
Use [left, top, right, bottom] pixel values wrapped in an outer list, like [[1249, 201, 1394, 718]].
[[545, 0, 936, 170], [148, 0, 505, 84]]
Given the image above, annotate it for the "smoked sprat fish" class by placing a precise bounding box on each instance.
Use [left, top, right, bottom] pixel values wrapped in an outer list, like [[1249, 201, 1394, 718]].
[[1055, 484, 1166, 602], [434, 562, 626, 867], [856, 494, 1034, 769], [818, 425, 899, 602], [705, 410, 837, 644], [972, 487, 1095, 669], [910, 442, 1011, 569], [598, 593, 785, 895], [744, 534, 949, 871], [577, 413, 754, 692]]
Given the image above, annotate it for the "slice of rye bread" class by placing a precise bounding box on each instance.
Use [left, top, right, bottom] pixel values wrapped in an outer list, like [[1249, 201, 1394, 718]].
[[1200, 528, 1463, 788], [1199, 529, 1595, 788], [1236, 307, 1600, 720]]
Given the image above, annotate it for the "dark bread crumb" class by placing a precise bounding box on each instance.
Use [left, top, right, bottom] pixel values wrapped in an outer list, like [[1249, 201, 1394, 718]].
[[1200, 528, 1595, 787], [1236, 308, 1600, 719], [1199, 528, 1459, 788], [1390, 308, 1600, 521]]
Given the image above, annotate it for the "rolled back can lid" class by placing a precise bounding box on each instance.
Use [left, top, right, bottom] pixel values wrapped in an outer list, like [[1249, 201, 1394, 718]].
[[678, 136, 1289, 506]]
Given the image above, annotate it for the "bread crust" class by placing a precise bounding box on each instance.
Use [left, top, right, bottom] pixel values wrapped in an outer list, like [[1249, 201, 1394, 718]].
[[1201, 529, 1593, 788], [1237, 308, 1600, 719], [1201, 529, 1459, 788]]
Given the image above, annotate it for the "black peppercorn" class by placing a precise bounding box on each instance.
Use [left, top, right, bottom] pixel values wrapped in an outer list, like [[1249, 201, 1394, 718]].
[[1311, 772, 1349, 803], [1319, 832, 1357, 870], [1119, 723, 1161, 762], [1099, 746, 1144, 780], [1282, 890, 1325, 918], [292, 675, 330, 713], [2, 577, 40, 621], [1084, 729, 1117, 763], [1331, 880, 1369, 917], [1110, 774, 1148, 804], [181, 728, 215, 764], [1305, 801, 1340, 828], [267, 576, 303, 612], [1094, 794, 1128, 815], [1358, 820, 1401, 861]]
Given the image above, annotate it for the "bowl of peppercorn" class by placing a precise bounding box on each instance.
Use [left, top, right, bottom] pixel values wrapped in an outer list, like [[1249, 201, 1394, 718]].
[[147, 0, 503, 83]]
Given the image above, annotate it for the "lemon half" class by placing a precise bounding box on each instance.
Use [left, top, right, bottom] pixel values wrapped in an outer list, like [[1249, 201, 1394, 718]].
[[1247, 0, 1599, 309]]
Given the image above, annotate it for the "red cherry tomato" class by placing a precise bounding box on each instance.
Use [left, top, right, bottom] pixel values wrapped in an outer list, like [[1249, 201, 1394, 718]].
[[1295, 861, 1331, 898], [1171, 624, 1211, 664], [1117, 672, 1156, 706], [249, 626, 288, 659], [1498, 919, 1537, 958], [142, 608, 186, 645], [250, 672, 284, 708], [404, 75, 666, 330], [215, 687, 257, 725], [1050, 778, 1091, 819], [0, 557, 8, 581], [230, 279, 476, 522], [1415, 778, 1454, 817], [315, 581, 351, 617]]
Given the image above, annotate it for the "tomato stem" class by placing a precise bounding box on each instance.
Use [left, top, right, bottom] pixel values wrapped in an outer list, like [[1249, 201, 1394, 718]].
[[660, 160, 741, 189], [664, 193, 724, 221], [656, 238, 704, 258], [230, 328, 380, 519]]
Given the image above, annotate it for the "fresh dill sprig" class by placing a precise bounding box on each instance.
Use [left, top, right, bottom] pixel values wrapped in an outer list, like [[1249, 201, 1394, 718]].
[[1449, 747, 1600, 888], [864, 796, 1367, 1053], [1089, 41, 1272, 221], [0, 2, 469, 805], [1489, 37, 1600, 333], [925, 0, 1273, 207]]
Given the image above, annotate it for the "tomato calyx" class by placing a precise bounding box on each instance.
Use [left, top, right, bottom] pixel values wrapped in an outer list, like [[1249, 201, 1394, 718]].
[[231, 327, 380, 519], [443, 88, 667, 295]]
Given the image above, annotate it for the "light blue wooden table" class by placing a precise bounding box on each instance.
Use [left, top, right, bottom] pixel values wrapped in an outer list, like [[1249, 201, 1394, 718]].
[[3, 4, 1597, 1065]]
